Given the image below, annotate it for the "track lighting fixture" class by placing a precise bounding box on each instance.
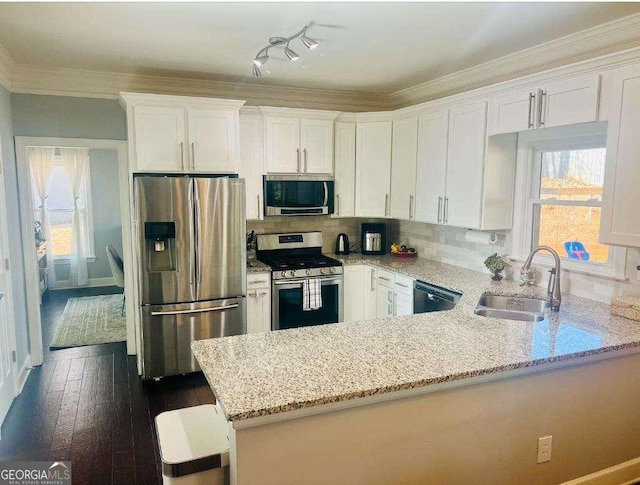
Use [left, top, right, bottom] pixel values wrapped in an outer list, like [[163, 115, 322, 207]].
[[251, 24, 318, 76]]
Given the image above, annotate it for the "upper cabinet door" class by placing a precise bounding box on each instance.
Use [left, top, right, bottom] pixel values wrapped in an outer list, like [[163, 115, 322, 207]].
[[488, 90, 535, 136], [539, 75, 600, 129], [265, 117, 301, 173], [355, 122, 392, 218], [390, 117, 418, 220], [300, 119, 334, 174], [334, 122, 356, 217], [187, 109, 238, 173], [445, 101, 487, 229], [239, 114, 265, 220], [415, 110, 449, 224], [600, 64, 640, 247], [133, 105, 186, 172]]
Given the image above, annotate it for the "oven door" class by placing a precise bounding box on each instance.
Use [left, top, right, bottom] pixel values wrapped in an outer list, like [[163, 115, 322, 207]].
[[272, 276, 343, 330]]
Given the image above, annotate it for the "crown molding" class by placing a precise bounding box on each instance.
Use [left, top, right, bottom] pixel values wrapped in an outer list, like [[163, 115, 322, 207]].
[[10, 64, 390, 112], [388, 12, 640, 108], [0, 44, 15, 91]]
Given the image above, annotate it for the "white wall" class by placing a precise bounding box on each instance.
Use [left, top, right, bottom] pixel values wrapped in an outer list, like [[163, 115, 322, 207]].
[[0, 85, 29, 369]]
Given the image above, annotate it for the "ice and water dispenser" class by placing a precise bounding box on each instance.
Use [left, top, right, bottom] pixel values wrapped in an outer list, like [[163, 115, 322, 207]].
[[144, 222, 176, 271]]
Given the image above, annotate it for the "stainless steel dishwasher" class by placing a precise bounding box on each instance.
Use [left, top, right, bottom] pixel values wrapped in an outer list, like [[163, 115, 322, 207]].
[[413, 280, 462, 313]]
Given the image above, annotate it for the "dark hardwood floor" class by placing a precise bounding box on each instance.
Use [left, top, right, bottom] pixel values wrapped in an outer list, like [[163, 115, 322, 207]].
[[0, 287, 216, 485]]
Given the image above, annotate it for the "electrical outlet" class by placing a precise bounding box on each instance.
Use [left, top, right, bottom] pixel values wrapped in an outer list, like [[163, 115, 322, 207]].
[[537, 436, 552, 463]]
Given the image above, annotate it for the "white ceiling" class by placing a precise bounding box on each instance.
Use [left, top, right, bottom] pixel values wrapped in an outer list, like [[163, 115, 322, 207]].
[[0, 2, 639, 94]]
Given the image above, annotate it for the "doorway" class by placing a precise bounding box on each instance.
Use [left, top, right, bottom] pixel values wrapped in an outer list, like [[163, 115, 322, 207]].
[[15, 137, 131, 366]]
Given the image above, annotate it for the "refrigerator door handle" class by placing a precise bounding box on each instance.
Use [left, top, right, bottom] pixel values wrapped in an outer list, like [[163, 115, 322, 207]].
[[193, 181, 202, 290], [187, 182, 196, 290], [151, 303, 239, 316]]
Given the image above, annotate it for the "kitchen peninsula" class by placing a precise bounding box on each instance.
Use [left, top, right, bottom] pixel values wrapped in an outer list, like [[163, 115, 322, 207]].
[[192, 257, 640, 485]]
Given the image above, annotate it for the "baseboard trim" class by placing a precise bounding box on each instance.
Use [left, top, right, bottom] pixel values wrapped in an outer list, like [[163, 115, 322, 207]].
[[16, 354, 32, 395], [562, 457, 640, 485], [51, 277, 116, 290]]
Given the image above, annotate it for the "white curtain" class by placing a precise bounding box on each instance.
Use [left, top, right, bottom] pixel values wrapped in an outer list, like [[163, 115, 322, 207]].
[[61, 148, 90, 287], [28, 147, 57, 287]]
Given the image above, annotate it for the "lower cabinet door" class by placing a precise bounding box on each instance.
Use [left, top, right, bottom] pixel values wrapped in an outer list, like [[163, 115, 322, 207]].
[[363, 266, 377, 320], [376, 284, 394, 318], [395, 291, 414, 316], [343, 265, 365, 322], [247, 289, 271, 333]]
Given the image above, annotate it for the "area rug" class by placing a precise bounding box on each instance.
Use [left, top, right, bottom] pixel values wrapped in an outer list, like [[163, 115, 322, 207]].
[[50, 294, 126, 349]]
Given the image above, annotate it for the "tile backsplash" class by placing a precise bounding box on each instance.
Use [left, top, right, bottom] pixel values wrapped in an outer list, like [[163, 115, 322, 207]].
[[247, 217, 399, 254], [398, 219, 640, 303]]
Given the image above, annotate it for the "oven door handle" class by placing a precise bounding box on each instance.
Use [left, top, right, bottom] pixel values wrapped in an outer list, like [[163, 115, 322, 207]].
[[274, 276, 342, 286]]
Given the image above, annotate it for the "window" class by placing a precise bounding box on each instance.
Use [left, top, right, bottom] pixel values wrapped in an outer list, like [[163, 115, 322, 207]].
[[31, 154, 95, 260], [514, 124, 626, 278]]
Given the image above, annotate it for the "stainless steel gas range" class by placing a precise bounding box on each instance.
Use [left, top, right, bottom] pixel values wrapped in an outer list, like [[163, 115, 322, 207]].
[[256, 232, 343, 330]]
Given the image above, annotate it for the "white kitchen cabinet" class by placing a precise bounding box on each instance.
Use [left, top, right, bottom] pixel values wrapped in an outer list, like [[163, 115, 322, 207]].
[[363, 265, 377, 320], [133, 105, 186, 172], [120, 93, 245, 174], [187, 108, 239, 172], [600, 63, 640, 247], [355, 121, 393, 217], [300, 119, 334, 174], [488, 74, 600, 135], [333, 122, 356, 217], [390, 117, 418, 220], [247, 273, 271, 334], [414, 110, 449, 224], [262, 108, 339, 174], [375, 269, 414, 318], [239, 112, 265, 220], [264, 116, 300, 173], [343, 265, 365, 322], [445, 101, 488, 229]]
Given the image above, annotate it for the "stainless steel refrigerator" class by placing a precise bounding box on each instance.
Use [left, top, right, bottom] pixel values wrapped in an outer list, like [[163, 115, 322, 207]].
[[134, 175, 246, 379]]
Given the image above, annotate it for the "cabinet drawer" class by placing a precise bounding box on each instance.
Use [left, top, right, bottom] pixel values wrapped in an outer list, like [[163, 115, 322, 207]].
[[248, 273, 271, 289], [394, 274, 414, 296]]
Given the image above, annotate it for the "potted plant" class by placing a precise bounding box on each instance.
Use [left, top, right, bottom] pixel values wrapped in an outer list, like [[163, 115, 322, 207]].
[[484, 253, 510, 281]]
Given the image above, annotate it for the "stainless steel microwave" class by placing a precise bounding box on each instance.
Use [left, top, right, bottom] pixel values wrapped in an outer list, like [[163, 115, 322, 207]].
[[263, 175, 334, 216]]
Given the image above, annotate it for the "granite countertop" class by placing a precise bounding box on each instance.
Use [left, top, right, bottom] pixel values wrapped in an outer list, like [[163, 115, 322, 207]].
[[246, 260, 270, 273], [194, 255, 640, 422]]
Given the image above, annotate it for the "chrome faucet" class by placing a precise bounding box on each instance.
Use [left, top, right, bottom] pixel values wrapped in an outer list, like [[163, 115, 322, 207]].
[[520, 246, 562, 312]]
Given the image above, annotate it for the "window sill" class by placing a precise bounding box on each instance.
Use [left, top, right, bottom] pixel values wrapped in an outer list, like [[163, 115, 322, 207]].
[[507, 256, 628, 282], [54, 256, 97, 264]]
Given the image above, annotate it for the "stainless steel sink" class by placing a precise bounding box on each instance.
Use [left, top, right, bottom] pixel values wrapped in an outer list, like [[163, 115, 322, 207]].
[[474, 294, 548, 322]]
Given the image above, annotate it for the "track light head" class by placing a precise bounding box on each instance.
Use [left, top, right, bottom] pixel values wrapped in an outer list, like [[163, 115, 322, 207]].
[[301, 35, 318, 50], [252, 64, 261, 77], [269, 37, 287, 45], [253, 55, 269, 67], [284, 45, 300, 62]]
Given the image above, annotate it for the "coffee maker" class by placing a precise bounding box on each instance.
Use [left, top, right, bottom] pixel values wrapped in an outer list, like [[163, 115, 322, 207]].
[[361, 223, 386, 255]]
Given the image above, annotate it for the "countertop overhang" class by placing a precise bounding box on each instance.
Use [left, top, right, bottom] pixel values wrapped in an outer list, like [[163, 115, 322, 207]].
[[192, 255, 640, 424]]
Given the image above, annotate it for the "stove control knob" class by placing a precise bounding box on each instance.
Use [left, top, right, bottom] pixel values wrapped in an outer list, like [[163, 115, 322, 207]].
[[330, 267, 336, 274], [306, 269, 312, 276], [281, 271, 286, 277], [320, 268, 326, 275], [290, 270, 296, 277]]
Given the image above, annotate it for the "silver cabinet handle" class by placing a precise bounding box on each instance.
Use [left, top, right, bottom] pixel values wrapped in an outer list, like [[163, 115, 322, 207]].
[[296, 148, 301, 172], [528, 92, 535, 129], [409, 194, 414, 219], [191, 142, 196, 170], [179, 142, 185, 170], [385, 194, 389, 216], [303, 148, 308, 173], [443, 197, 449, 224], [257, 290, 269, 297], [337, 194, 340, 216], [248, 279, 269, 285], [437, 196, 443, 223], [393, 292, 397, 316], [538, 90, 547, 126], [379, 276, 391, 282], [257, 194, 262, 220], [248, 291, 258, 298], [151, 303, 239, 316], [395, 282, 409, 289]]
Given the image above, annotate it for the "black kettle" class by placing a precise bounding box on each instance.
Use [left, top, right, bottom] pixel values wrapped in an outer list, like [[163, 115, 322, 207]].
[[335, 233, 350, 255]]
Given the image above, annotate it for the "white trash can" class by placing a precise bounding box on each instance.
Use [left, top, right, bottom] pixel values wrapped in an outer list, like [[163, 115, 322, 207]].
[[155, 404, 230, 485]]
